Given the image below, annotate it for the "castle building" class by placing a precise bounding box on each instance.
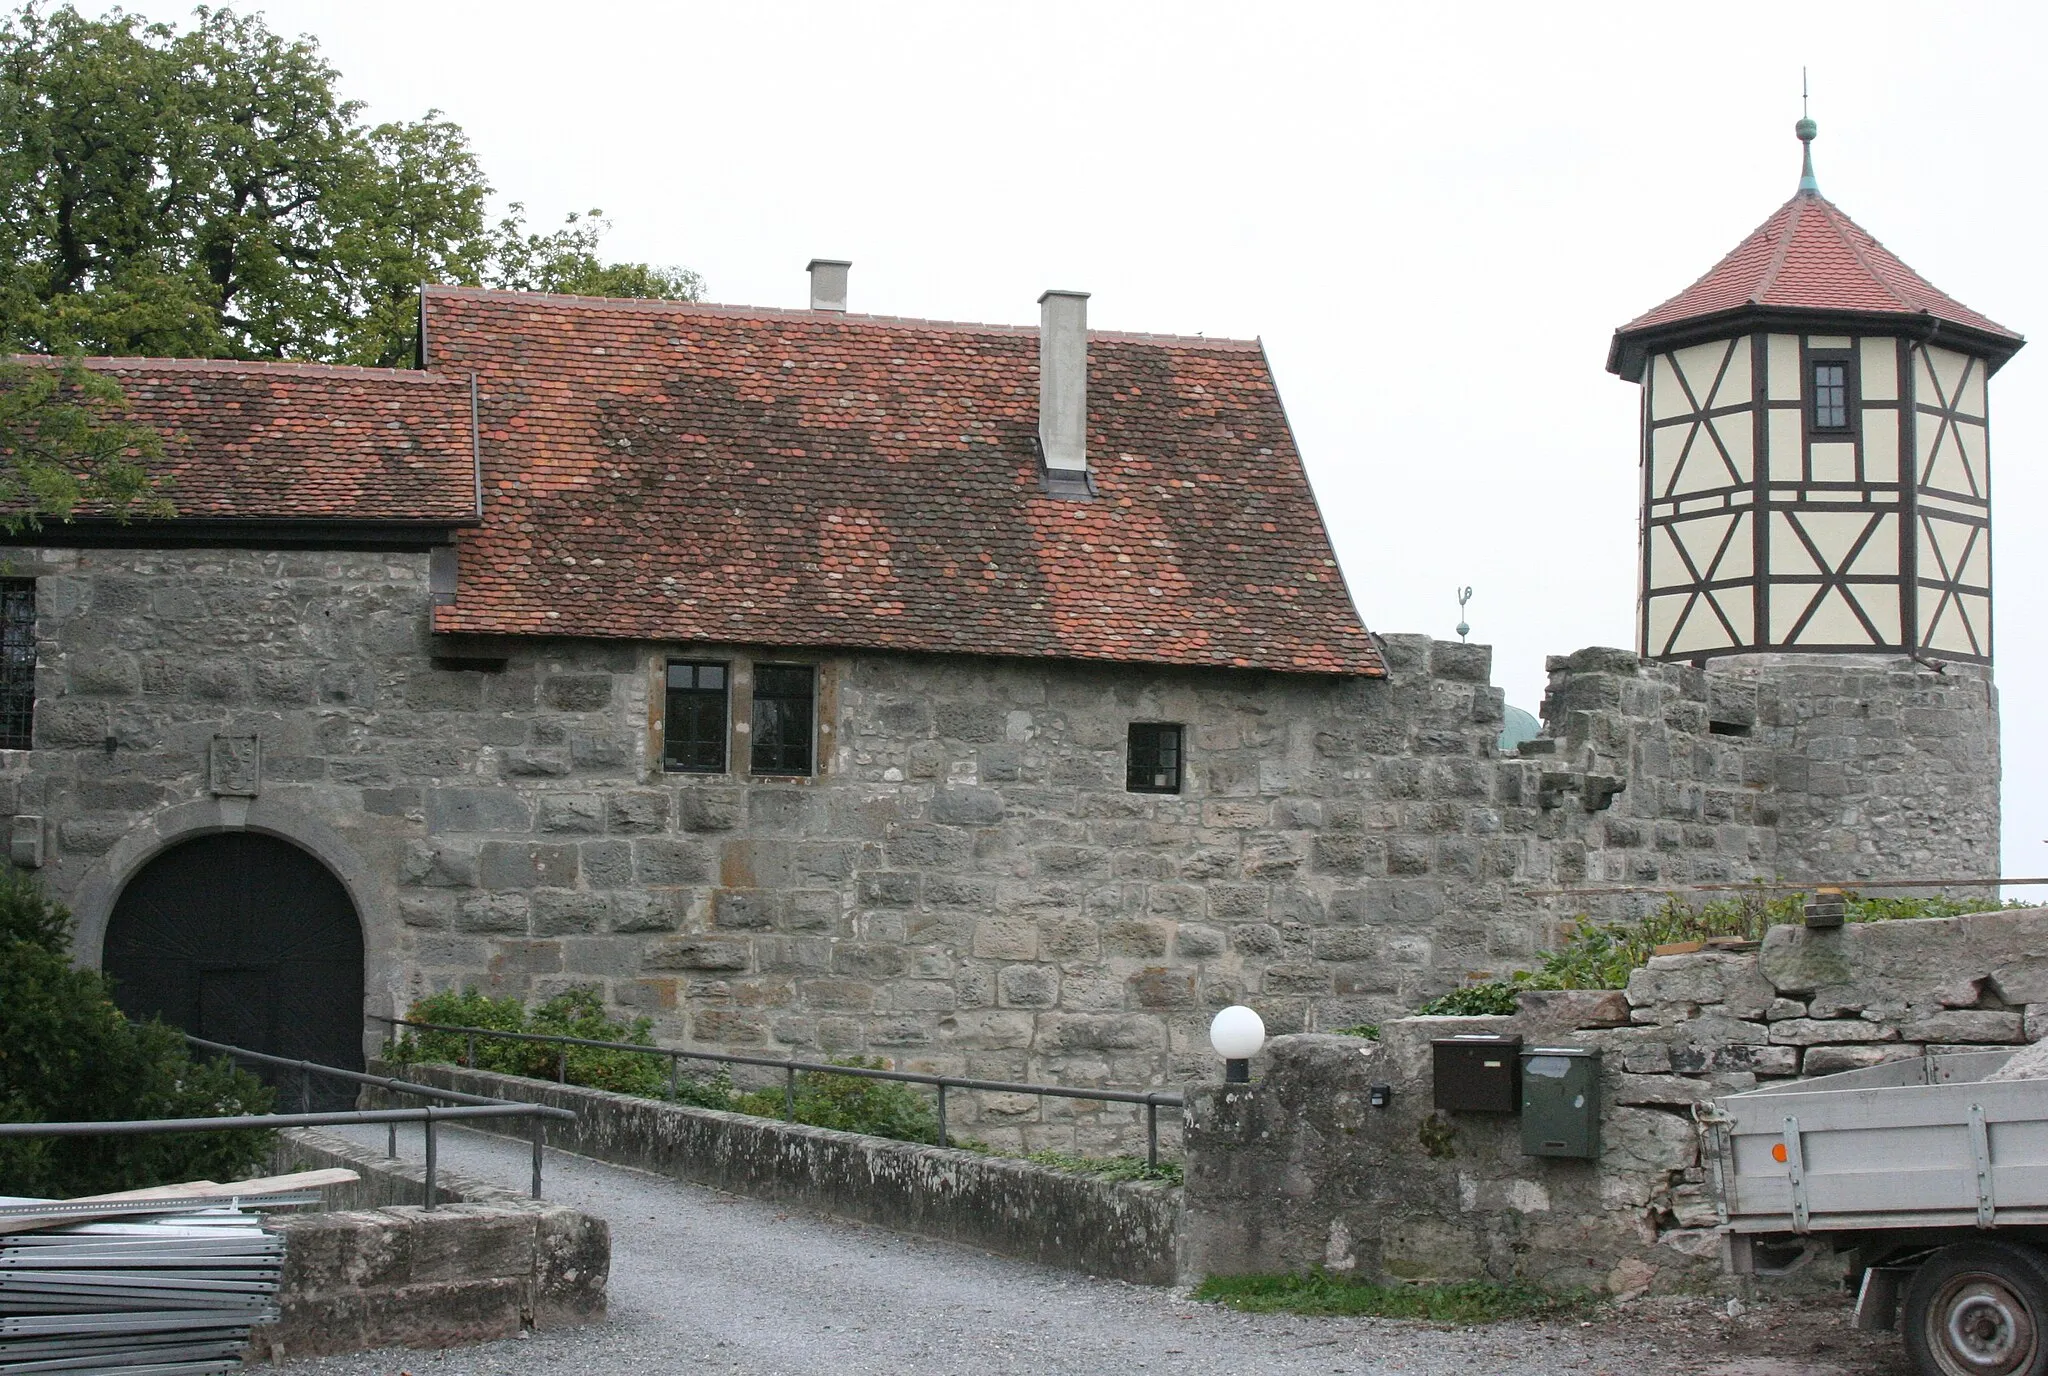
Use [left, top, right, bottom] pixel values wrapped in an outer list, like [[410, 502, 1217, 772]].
[[0, 123, 2017, 1145]]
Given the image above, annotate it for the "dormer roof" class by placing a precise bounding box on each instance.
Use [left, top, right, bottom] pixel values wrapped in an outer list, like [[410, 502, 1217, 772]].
[[1608, 188, 2024, 381]]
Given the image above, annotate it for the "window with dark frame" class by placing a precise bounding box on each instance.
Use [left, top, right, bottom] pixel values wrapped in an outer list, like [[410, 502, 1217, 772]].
[[750, 663, 815, 776], [663, 660, 729, 772], [0, 580, 32, 751], [1126, 722, 1183, 794], [1811, 358, 1851, 431]]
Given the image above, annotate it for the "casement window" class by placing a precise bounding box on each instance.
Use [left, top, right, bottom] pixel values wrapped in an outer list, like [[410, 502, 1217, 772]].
[[750, 663, 815, 776], [663, 661, 729, 773], [0, 580, 32, 750], [1126, 722, 1183, 794], [1811, 356, 1853, 431]]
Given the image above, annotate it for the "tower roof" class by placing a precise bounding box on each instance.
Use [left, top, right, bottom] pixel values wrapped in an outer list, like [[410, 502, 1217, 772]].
[[1609, 135, 2023, 380]]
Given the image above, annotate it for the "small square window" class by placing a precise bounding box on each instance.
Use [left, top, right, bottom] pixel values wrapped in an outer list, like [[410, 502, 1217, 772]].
[[1811, 358, 1852, 431], [664, 660, 728, 772], [1126, 723, 1183, 794], [751, 663, 815, 776]]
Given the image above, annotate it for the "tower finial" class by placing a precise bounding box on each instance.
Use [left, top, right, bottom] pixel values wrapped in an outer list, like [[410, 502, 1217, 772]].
[[1796, 68, 1819, 193]]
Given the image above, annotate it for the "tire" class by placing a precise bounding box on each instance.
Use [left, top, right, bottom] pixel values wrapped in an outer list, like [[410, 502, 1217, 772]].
[[1904, 1241, 2048, 1376]]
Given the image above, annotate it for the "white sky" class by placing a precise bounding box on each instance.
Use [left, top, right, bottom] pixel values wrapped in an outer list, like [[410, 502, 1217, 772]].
[[109, 1, 2048, 881]]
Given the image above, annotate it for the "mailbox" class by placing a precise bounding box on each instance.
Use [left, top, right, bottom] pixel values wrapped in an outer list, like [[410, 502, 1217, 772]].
[[1431, 1033, 1523, 1112], [1520, 1046, 1601, 1158]]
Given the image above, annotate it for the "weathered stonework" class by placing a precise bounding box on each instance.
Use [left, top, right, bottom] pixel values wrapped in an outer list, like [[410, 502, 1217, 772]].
[[1, 544, 2002, 1155]]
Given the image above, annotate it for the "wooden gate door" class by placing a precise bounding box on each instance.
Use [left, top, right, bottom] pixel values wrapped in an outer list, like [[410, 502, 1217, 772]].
[[101, 832, 365, 1108]]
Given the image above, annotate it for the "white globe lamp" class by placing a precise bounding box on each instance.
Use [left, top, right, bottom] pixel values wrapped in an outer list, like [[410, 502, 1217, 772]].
[[1210, 1005, 1266, 1083]]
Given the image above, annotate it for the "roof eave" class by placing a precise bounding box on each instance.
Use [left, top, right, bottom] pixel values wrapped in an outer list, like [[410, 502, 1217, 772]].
[[1608, 304, 2026, 382]]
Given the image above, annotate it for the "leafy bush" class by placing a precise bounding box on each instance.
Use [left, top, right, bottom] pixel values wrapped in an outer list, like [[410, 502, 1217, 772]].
[[733, 1057, 940, 1144], [1416, 890, 2029, 1015], [1332, 1024, 1380, 1039], [389, 986, 732, 1107], [1193, 1271, 1584, 1320], [0, 869, 274, 1197], [1023, 1150, 1182, 1185]]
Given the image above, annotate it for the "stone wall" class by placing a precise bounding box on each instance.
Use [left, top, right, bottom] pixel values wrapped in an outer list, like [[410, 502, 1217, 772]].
[[372, 1060, 1183, 1286], [1181, 906, 2047, 1296], [0, 544, 2001, 1156]]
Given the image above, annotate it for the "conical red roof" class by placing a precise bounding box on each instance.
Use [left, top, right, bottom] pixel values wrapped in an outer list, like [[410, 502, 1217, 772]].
[[1610, 188, 2021, 377]]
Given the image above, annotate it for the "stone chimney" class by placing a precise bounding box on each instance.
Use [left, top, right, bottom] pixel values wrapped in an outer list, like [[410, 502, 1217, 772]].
[[807, 259, 850, 312], [1037, 289, 1090, 480]]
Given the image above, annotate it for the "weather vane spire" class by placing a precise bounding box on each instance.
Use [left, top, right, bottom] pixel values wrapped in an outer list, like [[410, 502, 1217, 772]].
[[1796, 68, 1819, 194]]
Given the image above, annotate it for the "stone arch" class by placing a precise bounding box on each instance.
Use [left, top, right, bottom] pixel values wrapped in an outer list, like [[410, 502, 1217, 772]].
[[70, 797, 401, 1064]]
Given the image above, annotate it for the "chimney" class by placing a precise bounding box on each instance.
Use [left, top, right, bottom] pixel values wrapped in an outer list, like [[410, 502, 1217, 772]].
[[807, 259, 850, 312], [1037, 289, 1090, 480]]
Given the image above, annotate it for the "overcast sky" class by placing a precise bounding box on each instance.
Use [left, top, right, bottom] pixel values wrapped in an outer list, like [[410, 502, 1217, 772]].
[[111, 1, 2048, 880]]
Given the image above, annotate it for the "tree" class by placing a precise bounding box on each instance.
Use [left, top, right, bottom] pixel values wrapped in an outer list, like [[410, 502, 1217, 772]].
[[0, 868, 275, 1198], [0, 3, 701, 368], [0, 357, 170, 530]]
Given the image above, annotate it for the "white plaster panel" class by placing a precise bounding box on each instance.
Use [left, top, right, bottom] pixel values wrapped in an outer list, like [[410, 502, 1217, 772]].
[[1708, 413, 1753, 480], [1714, 588, 1754, 644], [1673, 340, 1732, 409], [1809, 442, 1857, 484], [1862, 415, 1900, 483], [1794, 586, 1875, 646], [1769, 512, 1819, 577], [1670, 592, 1738, 655], [1793, 510, 1872, 573], [1808, 335, 1852, 349], [1713, 340, 1753, 408], [1651, 424, 1690, 497], [1859, 337, 1899, 401], [1920, 422, 1974, 496], [1955, 421, 1988, 494], [1648, 524, 1689, 589], [1646, 592, 1687, 656], [1925, 346, 1971, 408], [1770, 583, 1818, 643], [1846, 582, 1901, 644], [1669, 512, 1738, 580], [1649, 353, 1688, 421], [1958, 527, 1991, 588], [1767, 335, 1802, 400], [1768, 410, 1803, 481], [1846, 513, 1899, 577], [1961, 362, 1988, 418]]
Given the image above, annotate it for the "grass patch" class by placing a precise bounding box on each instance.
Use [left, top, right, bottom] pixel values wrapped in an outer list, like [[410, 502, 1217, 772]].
[[1023, 1150, 1182, 1185], [1193, 1272, 1583, 1321], [1331, 1023, 1380, 1039]]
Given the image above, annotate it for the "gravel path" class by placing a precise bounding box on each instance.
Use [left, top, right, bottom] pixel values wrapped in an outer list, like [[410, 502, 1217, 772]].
[[270, 1126, 1910, 1376]]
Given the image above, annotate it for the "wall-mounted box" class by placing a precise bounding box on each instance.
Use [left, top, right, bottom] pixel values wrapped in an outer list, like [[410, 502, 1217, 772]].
[[1520, 1046, 1601, 1158], [1432, 1033, 1523, 1113]]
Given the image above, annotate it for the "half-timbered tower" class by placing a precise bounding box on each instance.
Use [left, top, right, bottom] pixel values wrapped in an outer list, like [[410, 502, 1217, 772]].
[[1608, 119, 2024, 664]]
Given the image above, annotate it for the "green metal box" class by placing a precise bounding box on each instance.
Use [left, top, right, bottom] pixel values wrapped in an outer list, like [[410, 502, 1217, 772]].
[[1519, 1046, 1601, 1158]]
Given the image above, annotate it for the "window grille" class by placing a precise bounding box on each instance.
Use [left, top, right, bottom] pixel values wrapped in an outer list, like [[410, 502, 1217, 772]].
[[750, 664, 815, 776], [663, 661, 728, 772], [1812, 359, 1851, 430], [1126, 723, 1183, 794], [0, 580, 32, 751]]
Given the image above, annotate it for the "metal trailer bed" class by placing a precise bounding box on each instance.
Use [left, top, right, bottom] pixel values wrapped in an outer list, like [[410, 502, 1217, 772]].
[[1704, 1048, 2048, 1376]]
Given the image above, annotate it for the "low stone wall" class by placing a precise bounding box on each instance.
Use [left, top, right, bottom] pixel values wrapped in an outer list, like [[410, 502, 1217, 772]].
[[247, 1129, 608, 1361], [370, 1060, 1182, 1286], [1182, 907, 2048, 1296]]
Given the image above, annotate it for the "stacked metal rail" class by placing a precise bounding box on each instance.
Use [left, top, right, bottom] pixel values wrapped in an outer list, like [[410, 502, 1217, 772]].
[[0, 1192, 308, 1375]]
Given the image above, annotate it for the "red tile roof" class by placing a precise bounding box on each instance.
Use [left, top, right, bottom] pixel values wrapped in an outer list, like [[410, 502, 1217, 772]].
[[33, 357, 479, 523], [422, 288, 1379, 676], [1612, 190, 2021, 374]]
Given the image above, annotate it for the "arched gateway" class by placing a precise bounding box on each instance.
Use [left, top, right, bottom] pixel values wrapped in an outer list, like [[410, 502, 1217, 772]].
[[101, 832, 365, 1107]]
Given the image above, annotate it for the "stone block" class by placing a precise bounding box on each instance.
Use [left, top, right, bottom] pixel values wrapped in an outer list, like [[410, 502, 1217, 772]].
[[455, 893, 528, 933], [1899, 1009, 2025, 1044], [1801, 1045, 1921, 1077], [643, 938, 749, 972], [428, 789, 533, 835], [677, 790, 743, 832], [998, 964, 1060, 1008], [1101, 920, 1170, 958], [932, 786, 1005, 826], [531, 890, 611, 936], [1127, 967, 1197, 1010], [501, 748, 570, 777], [536, 794, 604, 835], [635, 839, 710, 886], [1768, 1018, 1899, 1046], [606, 791, 670, 834], [541, 674, 613, 711], [477, 841, 579, 890]]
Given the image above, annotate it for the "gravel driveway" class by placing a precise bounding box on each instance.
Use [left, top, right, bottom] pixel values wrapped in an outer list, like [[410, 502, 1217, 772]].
[[270, 1126, 1911, 1376]]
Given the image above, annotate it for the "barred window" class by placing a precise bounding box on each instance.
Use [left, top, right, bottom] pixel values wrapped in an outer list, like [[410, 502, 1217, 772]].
[[663, 661, 728, 773], [0, 580, 32, 751], [1126, 723, 1183, 794], [750, 664, 814, 776]]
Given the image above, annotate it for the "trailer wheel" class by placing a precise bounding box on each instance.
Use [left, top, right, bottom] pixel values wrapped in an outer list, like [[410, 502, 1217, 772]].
[[1904, 1241, 2048, 1376]]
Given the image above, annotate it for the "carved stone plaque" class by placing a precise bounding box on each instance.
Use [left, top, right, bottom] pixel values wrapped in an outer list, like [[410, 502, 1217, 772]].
[[209, 734, 261, 797]]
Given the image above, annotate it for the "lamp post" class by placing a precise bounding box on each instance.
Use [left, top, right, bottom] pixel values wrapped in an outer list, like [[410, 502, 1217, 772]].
[[1210, 1005, 1266, 1083]]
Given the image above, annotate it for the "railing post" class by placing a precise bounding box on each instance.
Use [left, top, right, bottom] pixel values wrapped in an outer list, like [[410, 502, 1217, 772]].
[[466, 1031, 476, 1069], [1147, 1099, 1159, 1169], [423, 1108, 438, 1211], [936, 1082, 948, 1148], [668, 1052, 680, 1102], [784, 1064, 797, 1121], [531, 1116, 545, 1200], [557, 1046, 568, 1084], [387, 1117, 398, 1158]]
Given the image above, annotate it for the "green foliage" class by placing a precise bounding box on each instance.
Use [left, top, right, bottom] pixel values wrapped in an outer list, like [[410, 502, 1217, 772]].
[[0, 4, 699, 367], [1193, 1271, 1584, 1321], [1418, 890, 2030, 1013], [1022, 1150, 1182, 1186], [0, 870, 273, 1197], [733, 1057, 940, 1145], [1332, 1024, 1380, 1039], [0, 357, 171, 530]]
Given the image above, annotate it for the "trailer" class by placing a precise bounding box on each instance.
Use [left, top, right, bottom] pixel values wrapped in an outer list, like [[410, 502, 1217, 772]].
[[1703, 1047, 2048, 1376]]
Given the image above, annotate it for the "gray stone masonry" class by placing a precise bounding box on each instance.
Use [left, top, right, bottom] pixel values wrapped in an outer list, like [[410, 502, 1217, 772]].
[[0, 545, 2001, 1156], [1182, 906, 2048, 1294]]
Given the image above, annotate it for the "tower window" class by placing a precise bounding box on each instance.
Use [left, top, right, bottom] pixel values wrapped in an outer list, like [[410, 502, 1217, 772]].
[[1126, 723, 1183, 794], [663, 660, 729, 772], [1811, 358, 1852, 430], [751, 663, 815, 776], [0, 580, 31, 751]]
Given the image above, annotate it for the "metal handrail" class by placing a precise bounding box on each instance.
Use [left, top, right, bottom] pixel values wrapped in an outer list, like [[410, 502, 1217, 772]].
[[374, 1014, 1185, 1168], [1529, 875, 2048, 898]]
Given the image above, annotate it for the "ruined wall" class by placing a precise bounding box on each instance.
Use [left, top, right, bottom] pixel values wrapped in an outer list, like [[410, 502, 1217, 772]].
[[1181, 906, 2048, 1294]]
